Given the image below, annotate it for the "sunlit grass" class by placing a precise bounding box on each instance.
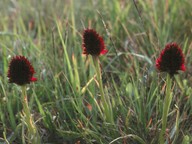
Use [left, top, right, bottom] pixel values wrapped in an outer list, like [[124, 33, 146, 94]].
[[0, 0, 192, 143]]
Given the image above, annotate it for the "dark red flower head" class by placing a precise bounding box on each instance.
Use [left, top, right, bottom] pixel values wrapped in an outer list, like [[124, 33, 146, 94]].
[[7, 55, 37, 86], [82, 29, 108, 56], [156, 42, 186, 76]]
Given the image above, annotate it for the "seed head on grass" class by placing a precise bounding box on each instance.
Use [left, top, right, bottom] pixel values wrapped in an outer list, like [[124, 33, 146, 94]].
[[7, 55, 37, 86], [82, 29, 108, 56], [156, 42, 186, 76]]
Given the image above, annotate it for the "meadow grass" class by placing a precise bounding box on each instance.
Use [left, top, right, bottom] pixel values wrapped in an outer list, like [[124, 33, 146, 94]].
[[0, 0, 192, 143]]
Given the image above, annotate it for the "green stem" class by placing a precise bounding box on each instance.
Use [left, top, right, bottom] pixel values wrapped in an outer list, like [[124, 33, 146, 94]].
[[21, 86, 40, 143], [159, 74, 172, 144], [92, 56, 113, 123]]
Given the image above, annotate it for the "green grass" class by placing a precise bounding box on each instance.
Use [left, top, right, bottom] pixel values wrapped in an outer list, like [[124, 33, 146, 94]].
[[0, 0, 192, 143]]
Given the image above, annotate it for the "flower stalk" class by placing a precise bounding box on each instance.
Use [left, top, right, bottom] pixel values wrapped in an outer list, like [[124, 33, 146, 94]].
[[21, 86, 40, 144], [159, 74, 172, 144], [92, 56, 114, 124]]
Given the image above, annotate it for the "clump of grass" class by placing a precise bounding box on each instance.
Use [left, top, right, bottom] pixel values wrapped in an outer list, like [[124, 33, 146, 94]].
[[0, 0, 192, 143]]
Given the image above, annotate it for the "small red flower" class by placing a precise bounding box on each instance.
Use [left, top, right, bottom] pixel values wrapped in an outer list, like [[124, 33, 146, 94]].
[[156, 42, 186, 76], [82, 29, 108, 56], [7, 56, 37, 86]]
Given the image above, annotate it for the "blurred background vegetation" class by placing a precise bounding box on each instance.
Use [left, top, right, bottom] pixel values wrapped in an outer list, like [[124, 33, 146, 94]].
[[0, 0, 192, 143]]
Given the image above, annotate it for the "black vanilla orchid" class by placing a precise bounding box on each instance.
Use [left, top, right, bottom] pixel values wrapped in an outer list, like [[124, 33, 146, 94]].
[[156, 42, 186, 76], [82, 29, 113, 123], [7, 55, 37, 85], [82, 29, 108, 56]]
